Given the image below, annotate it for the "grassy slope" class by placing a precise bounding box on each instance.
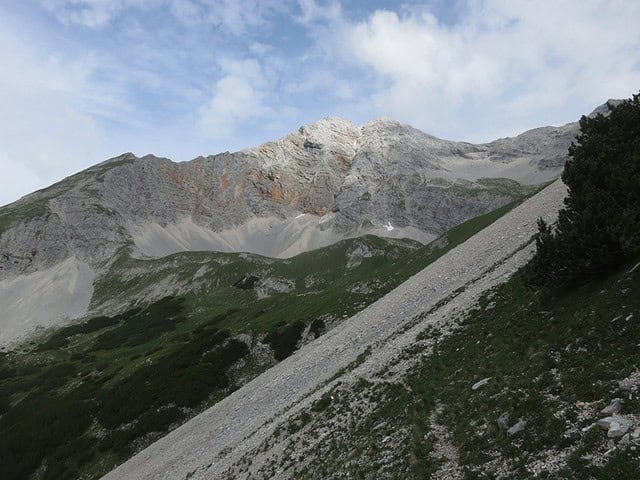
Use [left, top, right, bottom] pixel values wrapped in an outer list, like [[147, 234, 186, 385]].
[[0, 199, 49, 235], [0, 201, 519, 480], [272, 261, 640, 479], [0, 155, 134, 235], [94, 200, 520, 334]]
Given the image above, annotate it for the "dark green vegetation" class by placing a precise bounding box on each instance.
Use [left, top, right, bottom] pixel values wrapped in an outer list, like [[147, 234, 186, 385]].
[[527, 94, 640, 287], [411, 263, 640, 478], [0, 200, 521, 480], [94, 198, 521, 338], [264, 321, 306, 361], [282, 261, 640, 479], [0, 296, 248, 480]]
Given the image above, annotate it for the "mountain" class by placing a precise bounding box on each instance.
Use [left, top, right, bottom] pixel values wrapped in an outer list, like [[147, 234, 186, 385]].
[[1, 117, 574, 273], [0, 201, 532, 480], [0, 116, 577, 348], [98, 179, 570, 480], [100, 174, 640, 479], [1, 100, 638, 480]]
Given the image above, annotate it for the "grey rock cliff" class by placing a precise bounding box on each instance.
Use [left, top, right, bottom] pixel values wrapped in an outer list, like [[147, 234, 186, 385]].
[[0, 115, 579, 279]]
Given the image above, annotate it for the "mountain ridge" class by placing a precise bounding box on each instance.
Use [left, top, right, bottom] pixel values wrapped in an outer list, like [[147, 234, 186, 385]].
[[2, 99, 636, 480], [0, 115, 576, 270], [0, 110, 583, 348]]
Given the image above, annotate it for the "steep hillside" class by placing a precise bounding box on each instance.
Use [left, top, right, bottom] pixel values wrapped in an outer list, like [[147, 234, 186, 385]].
[[1, 99, 633, 479], [0, 200, 522, 480], [221, 254, 640, 480], [99, 180, 569, 480]]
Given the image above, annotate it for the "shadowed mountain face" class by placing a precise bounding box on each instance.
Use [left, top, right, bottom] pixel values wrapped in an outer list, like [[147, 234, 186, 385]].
[[0, 116, 576, 278]]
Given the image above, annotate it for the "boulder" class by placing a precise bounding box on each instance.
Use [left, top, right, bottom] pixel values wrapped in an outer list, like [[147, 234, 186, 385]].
[[600, 399, 623, 415], [507, 420, 527, 436], [471, 377, 491, 391], [597, 416, 633, 438]]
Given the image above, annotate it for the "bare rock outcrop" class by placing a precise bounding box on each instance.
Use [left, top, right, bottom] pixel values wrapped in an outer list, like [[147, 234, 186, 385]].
[[0, 116, 578, 279]]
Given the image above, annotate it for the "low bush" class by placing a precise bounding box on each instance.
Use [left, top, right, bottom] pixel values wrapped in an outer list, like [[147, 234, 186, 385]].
[[264, 320, 306, 360], [92, 297, 185, 350]]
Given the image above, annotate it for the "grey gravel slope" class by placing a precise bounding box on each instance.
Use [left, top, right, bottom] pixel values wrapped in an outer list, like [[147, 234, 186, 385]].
[[101, 179, 568, 480]]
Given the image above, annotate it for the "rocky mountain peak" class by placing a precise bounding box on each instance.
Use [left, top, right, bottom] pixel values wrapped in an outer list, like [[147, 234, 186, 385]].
[[1, 113, 581, 279], [300, 116, 359, 136], [588, 99, 625, 117], [0, 107, 590, 347], [361, 116, 402, 128], [242, 116, 359, 168]]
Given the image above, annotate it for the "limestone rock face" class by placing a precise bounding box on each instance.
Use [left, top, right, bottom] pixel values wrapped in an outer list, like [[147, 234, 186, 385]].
[[0, 115, 579, 279]]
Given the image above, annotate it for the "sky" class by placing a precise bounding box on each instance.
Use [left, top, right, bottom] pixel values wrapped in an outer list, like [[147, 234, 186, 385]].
[[1, 0, 639, 206]]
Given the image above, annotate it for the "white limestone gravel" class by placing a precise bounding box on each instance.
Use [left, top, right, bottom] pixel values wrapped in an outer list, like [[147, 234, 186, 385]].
[[101, 180, 567, 480], [0, 256, 95, 349]]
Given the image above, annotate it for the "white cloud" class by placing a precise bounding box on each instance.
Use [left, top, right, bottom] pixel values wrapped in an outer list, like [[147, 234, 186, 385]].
[[284, 68, 356, 101], [201, 0, 290, 35], [340, 0, 640, 140], [296, 0, 342, 25], [169, 0, 203, 25], [42, 0, 154, 29], [197, 59, 273, 138], [43, 0, 293, 34], [0, 20, 113, 206]]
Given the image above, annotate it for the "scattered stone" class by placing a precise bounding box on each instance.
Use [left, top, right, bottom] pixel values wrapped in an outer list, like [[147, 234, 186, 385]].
[[619, 434, 631, 446], [371, 422, 386, 432], [619, 370, 640, 392], [581, 423, 596, 433], [597, 416, 633, 438], [497, 413, 510, 431], [429, 406, 464, 480], [507, 420, 527, 436], [600, 399, 623, 415], [471, 377, 492, 391]]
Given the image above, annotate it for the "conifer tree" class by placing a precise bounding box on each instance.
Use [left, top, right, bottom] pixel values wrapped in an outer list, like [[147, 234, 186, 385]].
[[526, 93, 640, 287]]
